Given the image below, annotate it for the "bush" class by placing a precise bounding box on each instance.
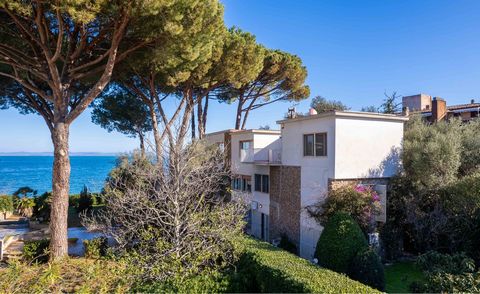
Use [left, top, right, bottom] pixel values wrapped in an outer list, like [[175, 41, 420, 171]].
[[306, 185, 381, 232], [83, 237, 108, 259], [230, 236, 378, 293], [314, 212, 368, 273], [417, 251, 476, 275], [77, 185, 94, 213], [278, 233, 297, 255], [348, 248, 385, 291], [0, 258, 132, 293], [32, 192, 51, 222], [23, 239, 49, 263], [69, 194, 80, 207], [414, 251, 480, 293], [0, 195, 13, 219]]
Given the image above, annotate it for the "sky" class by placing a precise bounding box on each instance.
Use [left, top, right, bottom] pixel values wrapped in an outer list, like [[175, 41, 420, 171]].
[[1, 0, 480, 153]]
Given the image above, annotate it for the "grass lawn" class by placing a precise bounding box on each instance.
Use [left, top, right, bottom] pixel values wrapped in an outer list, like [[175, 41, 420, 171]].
[[385, 261, 425, 293]]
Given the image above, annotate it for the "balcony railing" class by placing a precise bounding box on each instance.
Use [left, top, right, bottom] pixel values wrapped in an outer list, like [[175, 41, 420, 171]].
[[254, 148, 281, 164], [240, 148, 282, 164]]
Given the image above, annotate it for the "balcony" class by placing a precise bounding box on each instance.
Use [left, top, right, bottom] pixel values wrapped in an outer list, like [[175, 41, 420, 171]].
[[240, 148, 281, 165]]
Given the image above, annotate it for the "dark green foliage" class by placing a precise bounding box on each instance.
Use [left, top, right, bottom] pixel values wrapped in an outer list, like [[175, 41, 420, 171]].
[[69, 194, 80, 208], [314, 212, 368, 273], [278, 233, 297, 255], [414, 251, 480, 293], [13, 187, 37, 197], [310, 96, 349, 113], [348, 248, 385, 291], [417, 251, 476, 275], [77, 186, 94, 213], [32, 192, 51, 222], [229, 237, 377, 293], [91, 86, 152, 152], [84, 237, 108, 259], [23, 239, 50, 263]]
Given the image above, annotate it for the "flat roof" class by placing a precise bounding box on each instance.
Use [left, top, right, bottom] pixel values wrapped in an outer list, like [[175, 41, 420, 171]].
[[277, 110, 409, 124], [205, 129, 281, 137]]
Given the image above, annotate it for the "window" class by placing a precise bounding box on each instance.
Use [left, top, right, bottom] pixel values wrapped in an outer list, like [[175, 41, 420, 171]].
[[240, 140, 251, 150], [303, 134, 314, 156], [262, 175, 269, 193], [254, 174, 262, 192], [254, 174, 269, 193], [303, 133, 327, 157], [233, 175, 251, 192]]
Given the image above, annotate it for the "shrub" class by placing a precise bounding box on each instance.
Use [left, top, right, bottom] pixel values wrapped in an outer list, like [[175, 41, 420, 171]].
[[0, 258, 132, 293], [348, 248, 385, 291], [414, 251, 480, 293], [420, 271, 480, 293], [230, 236, 378, 293], [69, 194, 80, 207], [307, 185, 381, 232], [417, 251, 476, 275], [32, 192, 51, 222], [314, 212, 368, 273], [83, 237, 108, 259], [23, 239, 49, 263], [0, 195, 13, 219], [77, 185, 93, 213], [278, 233, 297, 255]]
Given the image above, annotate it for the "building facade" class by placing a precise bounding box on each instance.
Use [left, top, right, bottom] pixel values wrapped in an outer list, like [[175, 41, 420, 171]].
[[206, 110, 408, 259]]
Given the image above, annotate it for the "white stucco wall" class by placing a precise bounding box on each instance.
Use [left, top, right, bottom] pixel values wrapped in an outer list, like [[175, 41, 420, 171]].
[[334, 117, 404, 179], [280, 116, 336, 259], [230, 132, 255, 176]]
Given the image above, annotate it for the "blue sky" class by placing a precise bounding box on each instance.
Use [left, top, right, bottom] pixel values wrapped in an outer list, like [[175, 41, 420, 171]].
[[1, 0, 480, 153]]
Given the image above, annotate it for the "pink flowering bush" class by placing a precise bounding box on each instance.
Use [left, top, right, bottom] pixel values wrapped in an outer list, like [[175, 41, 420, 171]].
[[306, 184, 382, 233]]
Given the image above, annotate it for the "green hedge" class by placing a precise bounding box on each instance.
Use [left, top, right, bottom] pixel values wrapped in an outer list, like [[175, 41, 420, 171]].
[[231, 237, 378, 293]]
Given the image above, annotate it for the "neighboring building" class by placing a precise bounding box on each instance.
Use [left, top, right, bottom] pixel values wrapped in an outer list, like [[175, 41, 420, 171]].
[[206, 110, 408, 259], [402, 94, 480, 122]]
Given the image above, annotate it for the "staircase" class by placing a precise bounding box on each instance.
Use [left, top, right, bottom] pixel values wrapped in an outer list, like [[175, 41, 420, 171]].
[[2, 240, 23, 262]]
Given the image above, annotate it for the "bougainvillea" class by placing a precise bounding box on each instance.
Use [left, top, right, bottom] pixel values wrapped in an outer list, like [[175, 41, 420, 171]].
[[306, 184, 381, 233]]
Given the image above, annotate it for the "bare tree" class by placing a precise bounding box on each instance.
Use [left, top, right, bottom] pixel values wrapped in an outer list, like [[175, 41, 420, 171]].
[[83, 140, 246, 281]]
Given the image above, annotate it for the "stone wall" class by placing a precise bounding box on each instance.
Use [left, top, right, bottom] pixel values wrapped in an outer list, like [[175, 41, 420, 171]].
[[269, 165, 301, 247]]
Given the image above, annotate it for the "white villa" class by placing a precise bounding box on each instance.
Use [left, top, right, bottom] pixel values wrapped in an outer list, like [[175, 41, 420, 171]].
[[206, 110, 408, 259]]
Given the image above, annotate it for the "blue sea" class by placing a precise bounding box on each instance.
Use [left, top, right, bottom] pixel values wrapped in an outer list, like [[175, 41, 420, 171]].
[[0, 156, 118, 195]]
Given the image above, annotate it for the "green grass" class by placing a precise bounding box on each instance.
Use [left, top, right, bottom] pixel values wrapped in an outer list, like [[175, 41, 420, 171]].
[[385, 261, 425, 293]]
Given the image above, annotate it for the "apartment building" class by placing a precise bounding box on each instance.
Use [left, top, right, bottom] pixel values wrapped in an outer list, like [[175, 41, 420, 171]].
[[206, 110, 408, 259], [403, 94, 480, 122]]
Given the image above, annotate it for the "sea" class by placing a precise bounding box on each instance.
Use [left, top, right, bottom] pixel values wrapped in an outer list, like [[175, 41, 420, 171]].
[[0, 156, 118, 195]]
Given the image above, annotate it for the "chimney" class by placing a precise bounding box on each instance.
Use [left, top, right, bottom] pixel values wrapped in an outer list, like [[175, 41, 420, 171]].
[[432, 97, 447, 122]]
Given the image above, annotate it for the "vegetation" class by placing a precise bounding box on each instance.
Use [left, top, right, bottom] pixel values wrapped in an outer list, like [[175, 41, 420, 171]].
[[83, 237, 108, 259], [84, 142, 246, 283], [314, 212, 368, 273], [310, 96, 349, 113], [348, 248, 385, 291], [76, 185, 94, 213], [384, 261, 425, 293], [91, 87, 152, 154], [307, 185, 381, 233], [414, 251, 480, 293], [0, 195, 13, 219], [0, 259, 132, 293], [232, 237, 377, 293], [23, 239, 50, 264], [278, 233, 298, 255], [32, 192, 51, 222], [383, 117, 480, 261]]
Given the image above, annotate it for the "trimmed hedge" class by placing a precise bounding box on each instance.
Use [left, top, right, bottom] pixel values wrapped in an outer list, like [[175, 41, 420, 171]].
[[314, 212, 368, 273], [231, 237, 378, 293]]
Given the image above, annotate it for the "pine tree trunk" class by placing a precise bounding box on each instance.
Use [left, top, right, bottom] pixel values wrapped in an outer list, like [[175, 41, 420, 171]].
[[235, 96, 243, 130], [148, 103, 162, 164], [139, 131, 145, 156], [49, 122, 70, 260]]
